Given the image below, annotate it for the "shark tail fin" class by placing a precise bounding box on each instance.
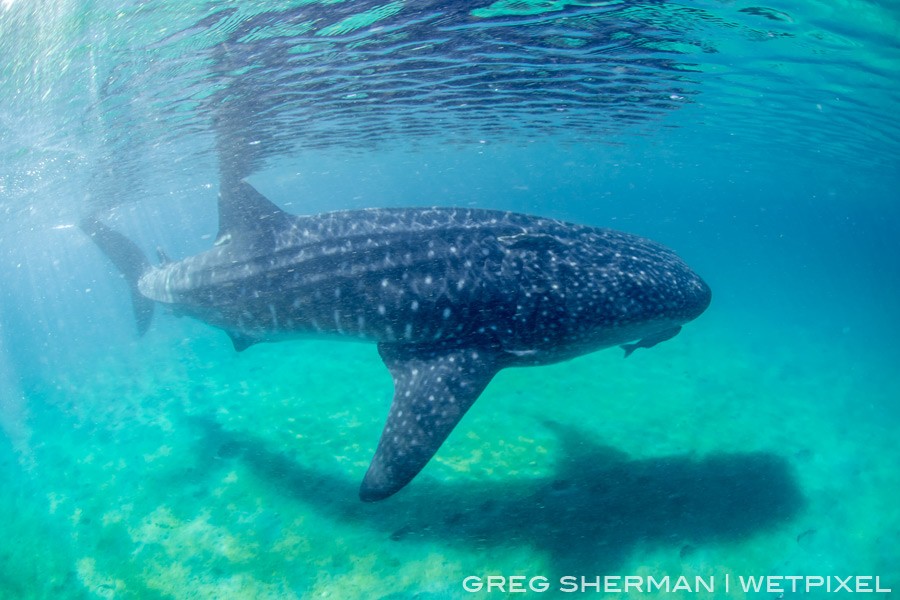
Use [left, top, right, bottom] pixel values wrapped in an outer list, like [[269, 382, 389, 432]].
[[80, 215, 154, 336]]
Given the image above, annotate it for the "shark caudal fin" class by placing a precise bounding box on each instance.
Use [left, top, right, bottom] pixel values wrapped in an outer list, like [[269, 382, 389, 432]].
[[80, 215, 154, 335]]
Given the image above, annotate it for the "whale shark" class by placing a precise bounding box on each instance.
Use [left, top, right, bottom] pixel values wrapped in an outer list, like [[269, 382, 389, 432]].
[[82, 180, 711, 501]]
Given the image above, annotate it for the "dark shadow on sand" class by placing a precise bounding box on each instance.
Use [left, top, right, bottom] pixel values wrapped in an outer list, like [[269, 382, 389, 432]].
[[187, 415, 803, 577]]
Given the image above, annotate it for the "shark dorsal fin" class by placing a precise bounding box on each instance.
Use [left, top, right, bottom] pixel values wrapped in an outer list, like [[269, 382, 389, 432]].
[[217, 180, 291, 246], [361, 343, 503, 501]]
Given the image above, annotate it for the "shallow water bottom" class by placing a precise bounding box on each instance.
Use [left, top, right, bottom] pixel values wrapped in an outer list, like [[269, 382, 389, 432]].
[[1, 312, 897, 599]]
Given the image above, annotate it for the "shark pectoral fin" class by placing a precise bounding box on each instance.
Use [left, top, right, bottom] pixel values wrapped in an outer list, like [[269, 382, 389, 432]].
[[620, 342, 639, 358], [361, 344, 502, 502], [620, 325, 683, 357]]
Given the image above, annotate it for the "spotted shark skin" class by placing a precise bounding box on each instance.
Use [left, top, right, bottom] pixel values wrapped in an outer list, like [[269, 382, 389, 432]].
[[82, 180, 711, 501]]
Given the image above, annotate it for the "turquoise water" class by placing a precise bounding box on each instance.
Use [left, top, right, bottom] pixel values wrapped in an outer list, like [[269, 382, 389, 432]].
[[1, 1, 898, 598]]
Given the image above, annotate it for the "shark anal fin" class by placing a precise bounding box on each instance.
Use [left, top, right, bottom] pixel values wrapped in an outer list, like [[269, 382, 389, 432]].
[[361, 344, 502, 501], [227, 331, 259, 352]]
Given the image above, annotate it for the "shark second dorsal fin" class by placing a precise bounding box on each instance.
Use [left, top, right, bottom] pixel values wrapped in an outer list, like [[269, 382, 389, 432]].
[[217, 180, 291, 246], [361, 343, 503, 501]]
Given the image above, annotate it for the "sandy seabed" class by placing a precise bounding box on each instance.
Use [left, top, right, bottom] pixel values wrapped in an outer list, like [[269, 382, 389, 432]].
[[1, 310, 897, 599]]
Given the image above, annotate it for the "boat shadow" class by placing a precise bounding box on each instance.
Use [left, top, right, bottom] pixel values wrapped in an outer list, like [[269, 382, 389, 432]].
[[187, 415, 803, 576]]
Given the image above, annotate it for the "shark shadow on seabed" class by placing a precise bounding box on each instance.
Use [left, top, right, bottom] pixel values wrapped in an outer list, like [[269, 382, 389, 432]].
[[186, 415, 804, 577]]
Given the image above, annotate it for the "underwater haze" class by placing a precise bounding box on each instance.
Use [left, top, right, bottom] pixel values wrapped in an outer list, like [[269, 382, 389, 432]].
[[1, 0, 899, 598]]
